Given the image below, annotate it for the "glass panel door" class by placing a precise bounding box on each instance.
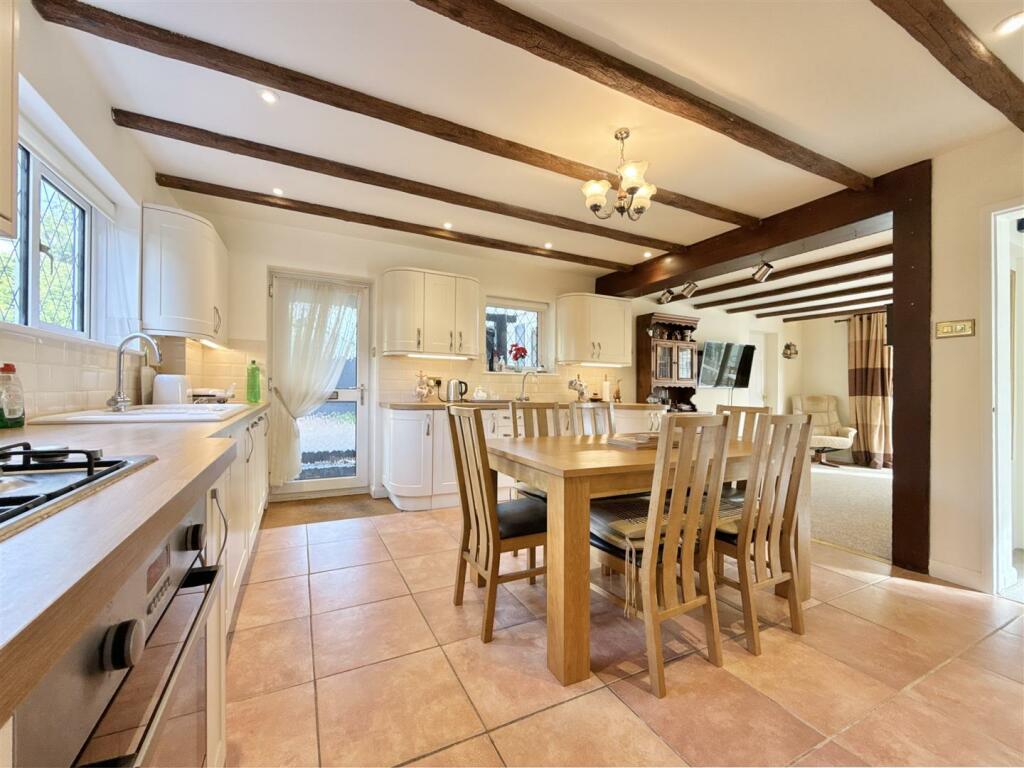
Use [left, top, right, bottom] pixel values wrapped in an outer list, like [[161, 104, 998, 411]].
[[677, 344, 695, 382]]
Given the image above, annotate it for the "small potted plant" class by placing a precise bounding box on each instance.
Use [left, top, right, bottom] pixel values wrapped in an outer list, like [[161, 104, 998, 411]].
[[508, 342, 528, 370]]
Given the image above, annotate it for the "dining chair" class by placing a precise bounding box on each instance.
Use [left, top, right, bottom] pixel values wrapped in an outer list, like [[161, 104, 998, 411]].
[[713, 413, 812, 655], [588, 413, 731, 697], [609, 402, 669, 434], [448, 406, 547, 641], [569, 401, 611, 436], [508, 402, 561, 545], [715, 404, 770, 501]]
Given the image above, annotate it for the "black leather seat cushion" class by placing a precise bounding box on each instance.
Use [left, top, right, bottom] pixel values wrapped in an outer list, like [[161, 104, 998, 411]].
[[497, 496, 548, 539]]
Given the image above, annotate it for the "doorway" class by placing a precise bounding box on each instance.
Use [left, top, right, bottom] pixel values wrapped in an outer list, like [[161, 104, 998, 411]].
[[269, 271, 371, 496]]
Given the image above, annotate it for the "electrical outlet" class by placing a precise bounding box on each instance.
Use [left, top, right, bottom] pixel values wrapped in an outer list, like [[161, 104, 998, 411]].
[[428, 377, 442, 389]]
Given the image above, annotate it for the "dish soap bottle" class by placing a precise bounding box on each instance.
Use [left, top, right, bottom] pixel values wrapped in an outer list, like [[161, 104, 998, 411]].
[[246, 360, 261, 404], [0, 363, 26, 429]]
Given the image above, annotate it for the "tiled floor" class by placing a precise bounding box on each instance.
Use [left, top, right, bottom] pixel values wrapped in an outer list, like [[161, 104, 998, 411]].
[[225, 498, 1024, 767]]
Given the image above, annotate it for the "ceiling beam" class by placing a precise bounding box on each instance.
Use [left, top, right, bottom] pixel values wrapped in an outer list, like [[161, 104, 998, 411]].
[[33, 0, 756, 229], [113, 110, 681, 253], [596, 161, 928, 298], [413, 0, 874, 191], [756, 293, 893, 318], [728, 281, 895, 314], [693, 267, 893, 309], [782, 303, 892, 323], [669, 243, 892, 303], [871, 0, 1024, 131], [155, 174, 629, 272]]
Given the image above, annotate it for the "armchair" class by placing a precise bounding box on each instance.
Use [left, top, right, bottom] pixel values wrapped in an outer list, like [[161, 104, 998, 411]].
[[791, 395, 856, 466]]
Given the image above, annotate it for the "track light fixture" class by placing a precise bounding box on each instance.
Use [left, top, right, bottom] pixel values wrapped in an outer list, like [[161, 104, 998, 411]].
[[752, 260, 774, 283], [679, 281, 699, 299], [656, 288, 675, 305]]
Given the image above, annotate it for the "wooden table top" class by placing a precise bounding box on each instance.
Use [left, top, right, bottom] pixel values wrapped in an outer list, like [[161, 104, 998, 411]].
[[486, 436, 753, 478]]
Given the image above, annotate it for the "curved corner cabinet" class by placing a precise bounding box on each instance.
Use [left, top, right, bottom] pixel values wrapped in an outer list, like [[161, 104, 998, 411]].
[[142, 205, 230, 345], [555, 293, 632, 366], [380, 268, 480, 357]]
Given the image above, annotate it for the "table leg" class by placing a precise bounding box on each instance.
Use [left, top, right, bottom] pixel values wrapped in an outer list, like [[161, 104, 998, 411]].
[[545, 475, 591, 685]]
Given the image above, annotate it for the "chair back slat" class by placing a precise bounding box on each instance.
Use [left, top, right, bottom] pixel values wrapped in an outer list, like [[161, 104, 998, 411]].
[[510, 402, 562, 438], [570, 402, 610, 436], [610, 403, 669, 434], [448, 406, 500, 572], [643, 414, 730, 612], [716, 404, 771, 445]]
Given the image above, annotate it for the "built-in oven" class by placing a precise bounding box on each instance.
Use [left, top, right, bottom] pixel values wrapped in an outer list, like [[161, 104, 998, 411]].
[[14, 492, 224, 768]]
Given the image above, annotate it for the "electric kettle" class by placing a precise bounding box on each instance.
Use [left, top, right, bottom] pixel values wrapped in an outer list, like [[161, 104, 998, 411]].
[[441, 379, 469, 402]]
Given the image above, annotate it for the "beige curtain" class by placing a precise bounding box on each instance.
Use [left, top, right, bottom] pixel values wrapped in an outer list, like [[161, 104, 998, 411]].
[[848, 312, 894, 469]]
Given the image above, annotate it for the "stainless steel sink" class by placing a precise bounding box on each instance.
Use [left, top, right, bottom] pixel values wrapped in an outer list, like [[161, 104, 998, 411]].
[[31, 404, 251, 424]]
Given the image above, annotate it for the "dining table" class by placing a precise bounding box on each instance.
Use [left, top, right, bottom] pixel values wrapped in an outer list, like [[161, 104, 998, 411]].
[[486, 434, 811, 686]]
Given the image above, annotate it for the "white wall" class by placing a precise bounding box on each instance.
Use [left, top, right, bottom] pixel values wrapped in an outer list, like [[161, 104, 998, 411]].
[[930, 126, 1024, 590]]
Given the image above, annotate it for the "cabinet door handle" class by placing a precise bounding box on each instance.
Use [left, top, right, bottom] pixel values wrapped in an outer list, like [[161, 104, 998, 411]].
[[458, 331, 463, 352], [449, 330, 454, 351], [597, 341, 602, 358], [425, 416, 431, 437], [213, 306, 222, 334], [245, 426, 254, 463], [263, 415, 270, 436], [416, 328, 421, 349], [591, 341, 596, 358]]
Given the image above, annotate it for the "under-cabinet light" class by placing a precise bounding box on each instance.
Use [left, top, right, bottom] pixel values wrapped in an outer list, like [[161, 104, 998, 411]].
[[408, 353, 471, 360]]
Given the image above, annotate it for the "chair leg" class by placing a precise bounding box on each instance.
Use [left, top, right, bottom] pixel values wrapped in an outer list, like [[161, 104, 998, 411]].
[[528, 547, 537, 585], [700, 566, 724, 667], [481, 558, 501, 643], [714, 552, 725, 579], [600, 564, 612, 577], [786, 569, 806, 636], [737, 559, 762, 656], [453, 551, 468, 606], [641, 582, 667, 698]]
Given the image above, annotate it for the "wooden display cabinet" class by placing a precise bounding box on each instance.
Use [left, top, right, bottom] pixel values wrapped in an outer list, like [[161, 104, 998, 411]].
[[636, 312, 700, 410]]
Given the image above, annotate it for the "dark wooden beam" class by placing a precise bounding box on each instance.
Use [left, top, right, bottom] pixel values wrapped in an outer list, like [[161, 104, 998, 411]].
[[729, 281, 894, 314], [670, 243, 892, 303], [693, 267, 893, 309], [758, 293, 893, 318], [871, 0, 1024, 131], [33, 0, 756, 229], [596, 162, 923, 298], [413, 0, 874, 191], [155, 174, 629, 272], [781, 303, 892, 323], [113, 110, 681, 253]]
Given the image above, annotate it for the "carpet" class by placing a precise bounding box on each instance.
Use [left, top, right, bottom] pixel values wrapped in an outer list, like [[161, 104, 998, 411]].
[[809, 464, 892, 561]]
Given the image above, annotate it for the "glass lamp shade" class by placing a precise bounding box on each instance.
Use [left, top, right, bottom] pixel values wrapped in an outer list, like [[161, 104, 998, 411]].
[[616, 160, 648, 193], [581, 179, 611, 210], [631, 183, 657, 211]]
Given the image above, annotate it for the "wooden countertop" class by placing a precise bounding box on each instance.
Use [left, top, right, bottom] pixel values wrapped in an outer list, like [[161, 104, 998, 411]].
[[0, 403, 269, 723]]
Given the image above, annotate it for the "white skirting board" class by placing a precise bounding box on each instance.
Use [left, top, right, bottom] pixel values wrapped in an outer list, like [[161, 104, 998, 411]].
[[928, 558, 989, 593]]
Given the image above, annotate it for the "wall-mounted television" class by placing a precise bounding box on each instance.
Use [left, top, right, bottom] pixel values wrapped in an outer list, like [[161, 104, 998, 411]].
[[698, 341, 756, 388]]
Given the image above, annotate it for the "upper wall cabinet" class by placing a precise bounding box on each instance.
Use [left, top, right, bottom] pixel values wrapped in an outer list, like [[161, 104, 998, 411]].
[[0, 2, 17, 239], [142, 205, 229, 344], [380, 268, 480, 357], [556, 293, 632, 366]]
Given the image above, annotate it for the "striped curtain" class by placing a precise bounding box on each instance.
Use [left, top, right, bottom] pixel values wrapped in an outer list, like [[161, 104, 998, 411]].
[[848, 312, 894, 468]]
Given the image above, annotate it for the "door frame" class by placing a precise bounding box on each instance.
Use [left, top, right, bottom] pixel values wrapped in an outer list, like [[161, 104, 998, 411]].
[[266, 266, 374, 500]]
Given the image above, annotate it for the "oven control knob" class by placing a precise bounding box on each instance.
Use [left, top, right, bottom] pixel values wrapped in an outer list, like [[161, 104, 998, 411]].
[[101, 619, 144, 671], [184, 523, 206, 551]]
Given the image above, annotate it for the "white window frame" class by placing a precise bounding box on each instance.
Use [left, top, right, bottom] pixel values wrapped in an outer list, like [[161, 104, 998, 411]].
[[484, 297, 550, 372]]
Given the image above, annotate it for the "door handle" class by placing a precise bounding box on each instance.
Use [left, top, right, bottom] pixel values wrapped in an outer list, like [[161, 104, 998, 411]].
[[458, 331, 463, 351], [417, 328, 421, 349], [358, 384, 366, 406], [591, 341, 596, 358], [425, 416, 431, 437], [449, 330, 454, 351], [597, 341, 602, 358], [213, 306, 221, 334]]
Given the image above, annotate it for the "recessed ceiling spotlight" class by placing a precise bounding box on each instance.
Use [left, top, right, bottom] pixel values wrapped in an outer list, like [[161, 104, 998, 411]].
[[656, 288, 675, 305], [543, 242, 553, 249], [259, 89, 278, 104], [443, 222, 453, 230], [272, 187, 284, 196], [995, 11, 1024, 35], [752, 260, 774, 283], [679, 281, 699, 299], [643, 251, 653, 259]]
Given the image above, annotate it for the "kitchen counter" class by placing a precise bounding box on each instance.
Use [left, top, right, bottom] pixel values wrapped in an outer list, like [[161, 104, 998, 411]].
[[381, 400, 575, 410], [0, 403, 269, 724]]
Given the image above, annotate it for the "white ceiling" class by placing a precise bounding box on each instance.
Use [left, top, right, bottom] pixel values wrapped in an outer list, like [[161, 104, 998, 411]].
[[47, 0, 1023, 282]]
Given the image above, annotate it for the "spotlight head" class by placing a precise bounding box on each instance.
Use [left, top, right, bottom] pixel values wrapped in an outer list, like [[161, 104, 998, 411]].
[[752, 261, 774, 283], [656, 288, 675, 305], [679, 281, 699, 299]]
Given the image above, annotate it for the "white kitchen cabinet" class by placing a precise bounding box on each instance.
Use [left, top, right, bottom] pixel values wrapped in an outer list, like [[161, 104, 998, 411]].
[[205, 474, 229, 768], [610, 408, 662, 434], [382, 408, 434, 508], [0, 1, 16, 239], [556, 293, 632, 366], [142, 205, 229, 342], [380, 268, 480, 357], [431, 409, 459, 498]]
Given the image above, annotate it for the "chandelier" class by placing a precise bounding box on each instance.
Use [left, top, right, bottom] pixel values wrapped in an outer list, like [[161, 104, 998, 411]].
[[581, 128, 657, 221]]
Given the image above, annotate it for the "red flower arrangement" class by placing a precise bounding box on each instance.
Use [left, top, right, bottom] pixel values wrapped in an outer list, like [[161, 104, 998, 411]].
[[508, 343, 528, 362]]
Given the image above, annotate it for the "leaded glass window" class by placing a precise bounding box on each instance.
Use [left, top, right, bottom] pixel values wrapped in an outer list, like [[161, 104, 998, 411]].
[[0, 146, 28, 324], [485, 303, 542, 371], [38, 175, 87, 331]]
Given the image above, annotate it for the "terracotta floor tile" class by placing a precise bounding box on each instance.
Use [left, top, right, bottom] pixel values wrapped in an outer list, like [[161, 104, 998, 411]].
[[312, 595, 437, 677], [428, 507, 464, 529], [723, 629, 895, 735], [395, 549, 467, 593], [716, 582, 819, 628], [380, 524, 461, 559], [226, 617, 313, 702], [610, 653, 822, 766], [906, 659, 1024, 752], [307, 534, 390, 573], [874, 574, 1024, 628], [255, 524, 307, 552], [226, 683, 318, 767], [413, 583, 534, 644], [810, 565, 870, 602], [811, 542, 892, 583], [408, 736, 503, 767], [1004, 615, 1024, 636], [961, 629, 1024, 683], [234, 575, 310, 631], [372, 510, 440, 534], [442, 619, 603, 728], [792, 741, 866, 766], [244, 544, 308, 584], [830, 584, 992, 655], [309, 559, 409, 614], [798, 603, 947, 688], [490, 688, 683, 766], [306, 515, 380, 544], [316, 648, 483, 767], [502, 575, 548, 617], [835, 693, 1024, 766]]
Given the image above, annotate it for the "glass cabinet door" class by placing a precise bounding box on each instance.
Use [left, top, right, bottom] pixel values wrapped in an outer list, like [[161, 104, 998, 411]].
[[654, 343, 674, 381], [677, 344, 695, 381]]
